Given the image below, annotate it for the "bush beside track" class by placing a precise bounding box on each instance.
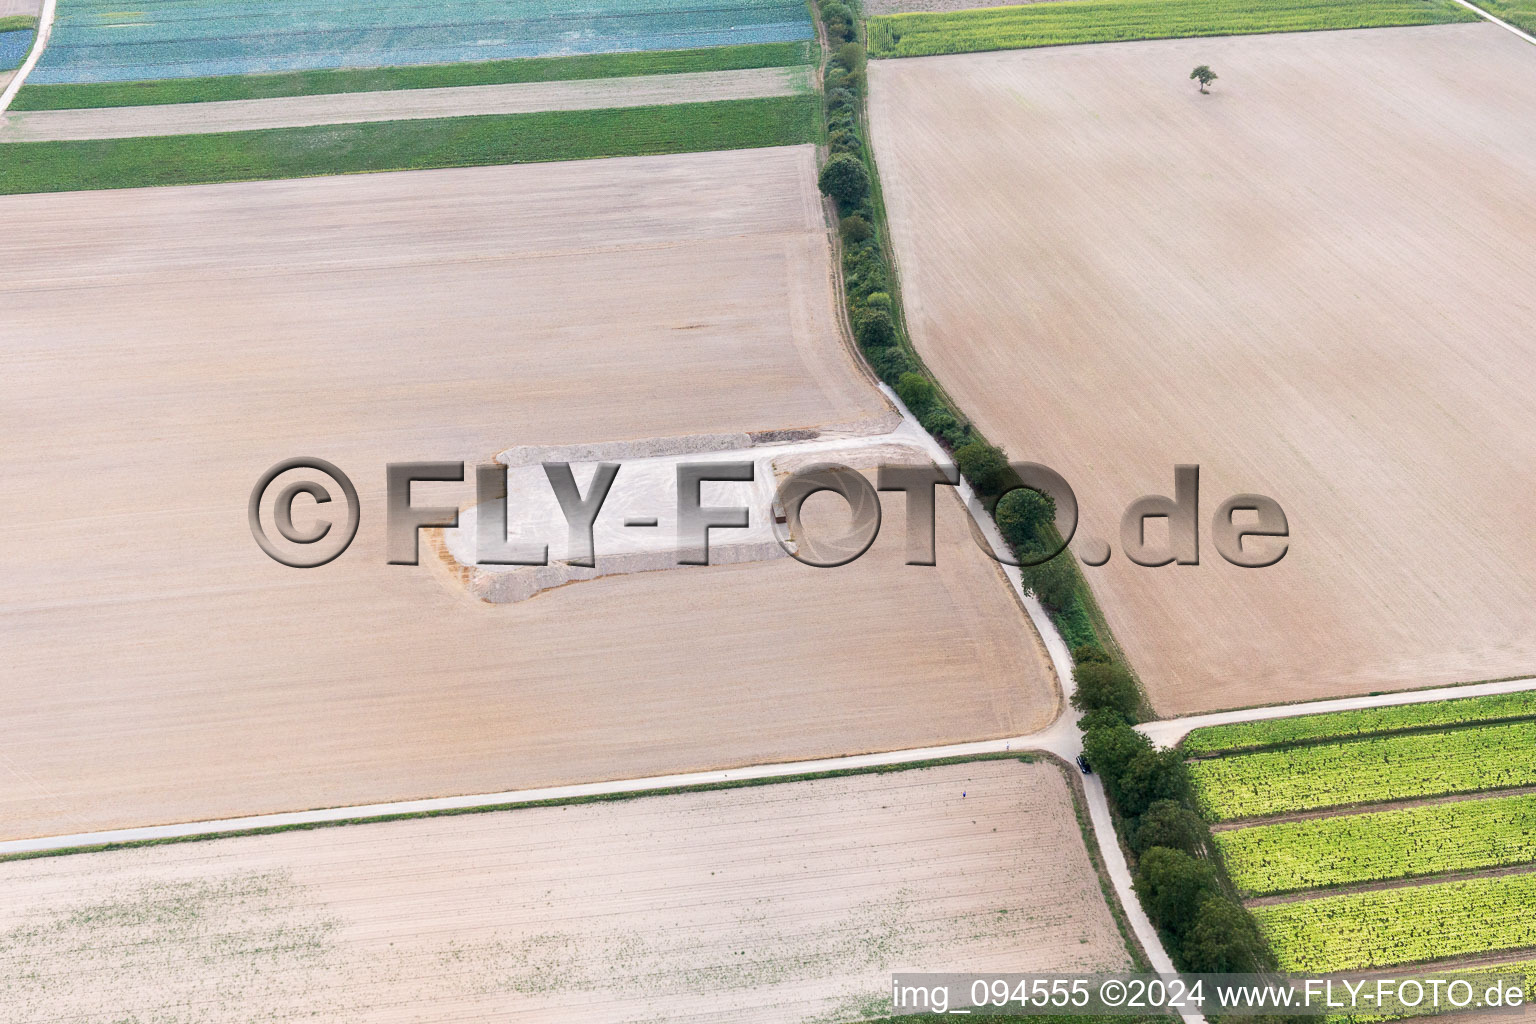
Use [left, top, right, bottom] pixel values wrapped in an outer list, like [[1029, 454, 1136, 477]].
[[10, 41, 815, 111], [0, 94, 818, 195], [865, 0, 1476, 58], [811, 2, 1287, 1001]]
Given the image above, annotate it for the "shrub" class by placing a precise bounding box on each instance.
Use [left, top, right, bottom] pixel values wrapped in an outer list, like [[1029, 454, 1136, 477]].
[[995, 486, 1056, 549], [822, 1, 856, 42], [1182, 896, 1276, 973], [920, 407, 968, 448], [1073, 644, 1110, 665], [953, 439, 1009, 495], [1078, 706, 1130, 733], [852, 306, 896, 349], [1131, 799, 1208, 856], [1071, 661, 1140, 720], [1082, 722, 1153, 788], [839, 213, 872, 243], [827, 108, 856, 132], [1135, 847, 1217, 939], [828, 128, 862, 154], [863, 291, 891, 309], [826, 86, 857, 114], [869, 345, 916, 382], [1117, 748, 1192, 816], [834, 41, 866, 74], [1021, 551, 1076, 611], [896, 371, 936, 412]]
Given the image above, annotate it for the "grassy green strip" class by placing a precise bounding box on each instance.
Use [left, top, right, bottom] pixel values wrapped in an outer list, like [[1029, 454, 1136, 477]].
[[1216, 792, 1536, 896], [1185, 691, 1536, 756], [866, 0, 1476, 57], [9, 41, 814, 110], [0, 14, 37, 31], [0, 753, 1036, 864], [1253, 871, 1536, 972], [0, 94, 818, 195], [1189, 720, 1536, 821], [1461, 0, 1536, 32]]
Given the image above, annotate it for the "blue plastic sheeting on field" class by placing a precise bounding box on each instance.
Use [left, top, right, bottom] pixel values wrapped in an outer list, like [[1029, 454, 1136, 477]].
[[0, 29, 34, 71], [29, 0, 814, 83]]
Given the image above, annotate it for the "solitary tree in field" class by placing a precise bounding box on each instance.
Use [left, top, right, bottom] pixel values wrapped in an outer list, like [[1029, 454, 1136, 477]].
[[1190, 64, 1218, 93]]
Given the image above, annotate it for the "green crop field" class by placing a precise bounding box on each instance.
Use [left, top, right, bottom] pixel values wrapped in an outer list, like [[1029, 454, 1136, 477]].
[[0, 94, 818, 195], [1464, 0, 1536, 32], [1216, 792, 1536, 895], [1189, 720, 1536, 821], [865, 0, 1475, 58], [10, 41, 814, 111], [1254, 871, 1536, 972], [0, 14, 38, 32], [1185, 691, 1536, 756]]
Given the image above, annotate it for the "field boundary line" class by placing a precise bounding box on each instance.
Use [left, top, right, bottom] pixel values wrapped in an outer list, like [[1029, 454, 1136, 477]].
[[1140, 676, 1536, 748], [0, 0, 54, 114], [1448, 0, 1536, 44]]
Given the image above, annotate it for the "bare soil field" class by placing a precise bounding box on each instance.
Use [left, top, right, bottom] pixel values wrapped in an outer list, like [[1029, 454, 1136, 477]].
[[0, 0, 38, 17], [867, 24, 1536, 716], [0, 760, 1127, 1023], [0, 145, 1058, 841], [0, 66, 811, 142]]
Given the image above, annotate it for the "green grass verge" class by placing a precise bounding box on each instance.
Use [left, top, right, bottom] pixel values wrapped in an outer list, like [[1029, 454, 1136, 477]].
[[0, 93, 818, 195], [9, 40, 815, 110], [0, 14, 37, 32], [1253, 871, 1536, 972], [1463, 0, 1536, 32], [1189, 720, 1536, 821], [1184, 691, 1536, 756], [866, 0, 1476, 57], [1216, 791, 1536, 896]]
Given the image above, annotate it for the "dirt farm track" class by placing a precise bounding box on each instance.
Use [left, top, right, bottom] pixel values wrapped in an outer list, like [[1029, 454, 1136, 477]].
[[0, 145, 1059, 840], [869, 24, 1536, 715]]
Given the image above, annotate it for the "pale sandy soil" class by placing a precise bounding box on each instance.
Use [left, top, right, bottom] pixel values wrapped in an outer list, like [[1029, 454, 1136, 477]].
[[0, 146, 1058, 841], [0, 760, 1127, 1024], [0, 0, 38, 17], [867, 25, 1536, 716], [0, 65, 811, 142]]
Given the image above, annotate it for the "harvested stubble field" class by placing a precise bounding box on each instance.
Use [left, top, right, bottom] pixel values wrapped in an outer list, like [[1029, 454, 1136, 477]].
[[0, 146, 1059, 841], [867, 24, 1536, 716], [0, 760, 1130, 1023]]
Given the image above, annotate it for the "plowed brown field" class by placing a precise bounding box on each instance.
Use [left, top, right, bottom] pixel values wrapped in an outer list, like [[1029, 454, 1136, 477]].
[[868, 25, 1536, 715]]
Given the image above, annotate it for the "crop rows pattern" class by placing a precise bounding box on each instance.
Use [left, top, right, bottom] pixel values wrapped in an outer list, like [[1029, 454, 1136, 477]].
[[1254, 871, 1536, 972], [1185, 691, 1536, 756], [1216, 792, 1536, 895], [866, 0, 1475, 58], [33, 0, 813, 84], [1189, 720, 1536, 820]]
